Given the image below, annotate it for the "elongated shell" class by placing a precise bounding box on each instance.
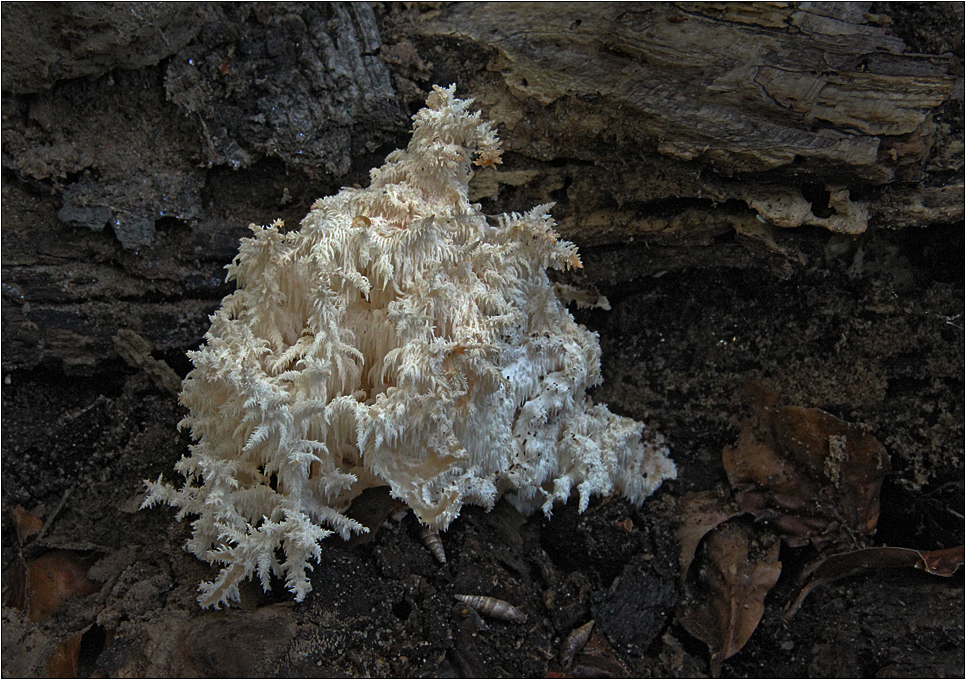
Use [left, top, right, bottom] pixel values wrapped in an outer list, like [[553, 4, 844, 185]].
[[420, 525, 447, 564], [559, 619, 594, 667], [454, 594, 527, 623]]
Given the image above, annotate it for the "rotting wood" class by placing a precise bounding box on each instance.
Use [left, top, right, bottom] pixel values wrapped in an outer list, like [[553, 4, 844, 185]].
[[399, 2, 960, 244], [1, 2, 962, 376]]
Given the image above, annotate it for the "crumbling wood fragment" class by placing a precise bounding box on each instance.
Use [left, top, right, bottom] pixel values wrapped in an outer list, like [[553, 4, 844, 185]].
[[113, 329, 182, 396]]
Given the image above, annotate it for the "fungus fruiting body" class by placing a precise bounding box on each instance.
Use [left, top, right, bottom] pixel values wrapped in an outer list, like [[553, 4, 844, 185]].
[[144, 85, 676, 608]]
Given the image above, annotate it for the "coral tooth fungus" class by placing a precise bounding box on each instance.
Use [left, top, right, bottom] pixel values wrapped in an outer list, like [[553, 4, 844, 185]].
[[143, 85, 675, 608]]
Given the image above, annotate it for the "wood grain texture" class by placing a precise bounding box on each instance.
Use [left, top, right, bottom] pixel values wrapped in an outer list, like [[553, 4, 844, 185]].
[[407, 1, 961, 242]]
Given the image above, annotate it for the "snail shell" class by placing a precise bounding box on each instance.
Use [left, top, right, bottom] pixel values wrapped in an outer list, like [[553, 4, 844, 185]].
[[420, 525, 447, 564], [453, 594, 527, 623], [559, 619, 594, 667]]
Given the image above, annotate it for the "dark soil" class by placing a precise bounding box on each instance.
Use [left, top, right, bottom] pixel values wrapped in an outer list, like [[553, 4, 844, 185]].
[[2, 2, 963, 678]]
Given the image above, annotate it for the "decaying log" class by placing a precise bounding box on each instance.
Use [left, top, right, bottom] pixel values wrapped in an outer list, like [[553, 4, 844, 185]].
[[1, 2, 962, 374]]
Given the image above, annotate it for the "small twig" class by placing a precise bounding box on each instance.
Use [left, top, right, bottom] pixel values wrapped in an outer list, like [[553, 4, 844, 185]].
[[36, 487, 72, 543]]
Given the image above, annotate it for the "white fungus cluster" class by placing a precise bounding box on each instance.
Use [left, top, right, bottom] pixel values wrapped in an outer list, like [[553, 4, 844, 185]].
[[144, 85, 676, 608]]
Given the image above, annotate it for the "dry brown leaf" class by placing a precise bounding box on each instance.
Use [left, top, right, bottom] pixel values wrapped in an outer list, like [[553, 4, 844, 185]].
[[785, 544, 965, 620], [678, 519, 781, 671], [675, 490, 744, 580], [45, 626, 90, 678], [915, 545, 965, 576], [13, 505, 44, 544], [723, 386, 889, 549], [26, 550, 99, 623], [569, 628, 631, 678]]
